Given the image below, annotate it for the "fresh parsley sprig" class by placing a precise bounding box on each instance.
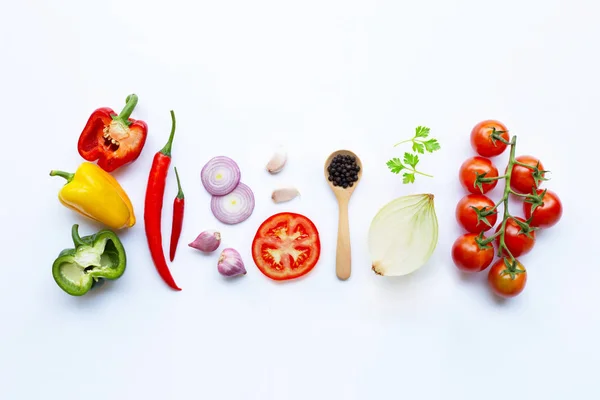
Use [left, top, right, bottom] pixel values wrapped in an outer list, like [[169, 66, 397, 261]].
[[386, 152, 432, 183], [387, 126, 440, 183], [393, 126, 440, 154]]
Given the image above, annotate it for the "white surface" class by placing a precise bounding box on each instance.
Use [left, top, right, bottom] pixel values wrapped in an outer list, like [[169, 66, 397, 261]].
[[1, 1, 599, 399]]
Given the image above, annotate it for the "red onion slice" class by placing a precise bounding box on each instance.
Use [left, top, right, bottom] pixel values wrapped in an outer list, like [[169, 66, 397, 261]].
[[211, 182, 255, 224], [201, 156, 241, 196]]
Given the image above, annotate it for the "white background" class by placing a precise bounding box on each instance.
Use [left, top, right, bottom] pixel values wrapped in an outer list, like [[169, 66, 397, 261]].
[[1, 0, 599, 399]]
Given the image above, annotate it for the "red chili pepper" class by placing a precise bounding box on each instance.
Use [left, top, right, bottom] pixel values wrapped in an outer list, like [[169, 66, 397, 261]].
[[144, 110, 181, 291], [169, 167, 185, 262], [77, 94, 148, 172]]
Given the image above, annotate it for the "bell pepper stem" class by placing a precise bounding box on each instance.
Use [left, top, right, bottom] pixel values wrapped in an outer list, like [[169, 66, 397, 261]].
[[160, 110, 176, 157], [174, 167, 184, 199], [71, 224, 85, 247], [49, 170, 75, 182], [112, 94, 139, 126]]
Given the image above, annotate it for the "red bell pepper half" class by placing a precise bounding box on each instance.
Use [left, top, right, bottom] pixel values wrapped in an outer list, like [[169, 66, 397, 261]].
[[77, 94, 148, 172]]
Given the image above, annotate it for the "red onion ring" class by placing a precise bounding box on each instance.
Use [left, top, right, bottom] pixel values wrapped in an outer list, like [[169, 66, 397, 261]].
[[210, 182, 255, 225], [201, 156, 241, 196]]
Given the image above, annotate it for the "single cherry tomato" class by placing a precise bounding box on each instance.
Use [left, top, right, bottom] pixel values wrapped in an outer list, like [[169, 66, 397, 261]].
[[523, 189, 563, 228], [451, 233, 495, 273], [252, 212, 321, 281], [495, 217, 535, 257], [488, 258, 527, 298], [509, 155, 545, 194], [459, 156, 500, 194], [470, 120, 510, 157], [456, 194, 498, 233]]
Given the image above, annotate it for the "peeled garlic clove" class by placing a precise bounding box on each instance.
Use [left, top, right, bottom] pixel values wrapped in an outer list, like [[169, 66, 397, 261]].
[[217, 248, 247, 277], [189, 230, 221, 253], [271, 187, 300, 203], [266, 148, 287, 174]]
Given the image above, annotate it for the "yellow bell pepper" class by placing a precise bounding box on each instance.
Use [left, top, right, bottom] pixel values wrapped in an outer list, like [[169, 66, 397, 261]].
[[50, 162, 135, 229]]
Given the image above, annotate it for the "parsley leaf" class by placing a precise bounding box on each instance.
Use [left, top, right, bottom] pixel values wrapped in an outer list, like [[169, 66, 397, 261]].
[[386, 158, 405, 174], [403, 152, 419, 168], [412, 141, 425, 154], [415, 126, 430, 138], [403, 173, 415, 184], [423, 138, 440, 153]]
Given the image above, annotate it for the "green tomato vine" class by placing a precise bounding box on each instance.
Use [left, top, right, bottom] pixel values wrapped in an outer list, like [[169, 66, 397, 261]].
[[473, 132, 549, 276]]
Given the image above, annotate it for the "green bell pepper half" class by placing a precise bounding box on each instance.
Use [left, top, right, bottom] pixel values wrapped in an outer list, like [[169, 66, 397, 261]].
[[52, 224, 127, 296]]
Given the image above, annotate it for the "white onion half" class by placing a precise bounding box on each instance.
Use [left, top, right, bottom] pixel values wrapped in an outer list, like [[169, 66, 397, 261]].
[[210, 182, 255, 225], [368, 194, 438, 276], [201, 156, 241, 196]]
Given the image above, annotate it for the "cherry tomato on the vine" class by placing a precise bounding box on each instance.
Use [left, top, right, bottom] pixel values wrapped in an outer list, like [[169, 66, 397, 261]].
[[495, 217, 535, 257], [470, 120, 510, 157], [523, 189, 563, 228], [459, 156, 500, 194], [456, 194, 498, 233], [451, 233, 495, 273], [488, 258, 527, 298], [510, 155, 545, 194]]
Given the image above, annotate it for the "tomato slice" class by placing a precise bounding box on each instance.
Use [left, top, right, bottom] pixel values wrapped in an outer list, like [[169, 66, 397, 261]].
[[251, 212, 321, 280]]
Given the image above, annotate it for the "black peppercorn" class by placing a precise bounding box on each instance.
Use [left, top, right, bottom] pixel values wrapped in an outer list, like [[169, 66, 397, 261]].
[[327, 153, 360, 189]]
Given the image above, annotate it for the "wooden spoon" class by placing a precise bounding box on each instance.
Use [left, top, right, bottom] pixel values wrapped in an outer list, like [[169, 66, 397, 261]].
[[324, 150, 363, 281]]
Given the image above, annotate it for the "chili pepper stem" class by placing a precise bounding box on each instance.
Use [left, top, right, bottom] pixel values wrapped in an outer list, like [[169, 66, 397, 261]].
[[174, 167, 184, 199], [111, 94, 139, 126], [160, 110, 177, 156], [71, 224, 85, 247], [49, 170, 75, 182]]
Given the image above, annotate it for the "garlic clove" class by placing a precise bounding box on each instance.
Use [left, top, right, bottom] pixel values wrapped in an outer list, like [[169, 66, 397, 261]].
[[266, 148, 287, 174], [217, 248, 247, 277], [271, 187, 300, 203], [189, 230, 221, 253]]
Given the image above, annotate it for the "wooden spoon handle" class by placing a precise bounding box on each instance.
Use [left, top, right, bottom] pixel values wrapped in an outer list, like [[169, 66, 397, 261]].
[[336, 199, 351, 280]]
